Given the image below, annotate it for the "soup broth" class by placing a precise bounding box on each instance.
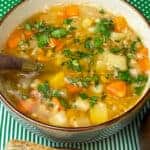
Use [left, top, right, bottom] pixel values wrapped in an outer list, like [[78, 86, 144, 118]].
[[2, 5, 149, 127]]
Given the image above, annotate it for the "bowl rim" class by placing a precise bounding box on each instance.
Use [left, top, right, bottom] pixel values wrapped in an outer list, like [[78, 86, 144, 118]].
[[0, 0, 150, 132]]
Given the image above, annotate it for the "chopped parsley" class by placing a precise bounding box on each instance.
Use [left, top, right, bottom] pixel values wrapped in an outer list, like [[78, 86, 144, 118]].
[[79, 93, 99, 107], [84, 37, 93, 49], [59, 98, 70, 109], [84, 37, 103, 49], [89, 96, 98, 107], [130, 41, 137, 52], [63, 49, 91, 59], [35, 32, 49, 48], [65, 59, 82, 72], [95, 18, 114, 39], [97, 47, 104, 54], [63, 18, 73, 25], [110, 47, 122, 54], [79, 93, 89, 100], [99, 8, 105, 14], [117, 70, 134, 83], [51, 28, 68, 38], [37, 81, 64, 99], [37, 81, 50, 98], [134, 86, 145, 95], [67, 74, 100, 88], [24, 23, 32, 31], [63, 49, 73, 57]]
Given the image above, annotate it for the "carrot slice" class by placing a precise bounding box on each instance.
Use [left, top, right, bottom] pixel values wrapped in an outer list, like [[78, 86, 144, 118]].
[[24, 30, 33, 39], [18, 99, 37, 114], [137, 46, 148, 58], [66, 84, 82, 94], [106, 80, 127, 97], [113, 16, 127, 32], [64, 5, 79, 18], [49, 38, 64, 51], [7, 29, 23, 49], [138, 57, 150, 72]]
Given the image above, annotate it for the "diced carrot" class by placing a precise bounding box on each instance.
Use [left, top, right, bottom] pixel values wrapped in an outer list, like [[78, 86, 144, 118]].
[[56, 7, 67, 19], [138, 57, 150, 72], [49, 38, 64, 51], [51, 97, 64, 111], [64, 5, 79, 18], [24, 30, 33, 39], [37, 49, 49, 62], [7, 29, 23, 49], [106, 80, 127, 97], [66, 84, 82, 94], [18, 99, 37, 114], [137, 46, 148, 58], [113, 16, 127, 32]]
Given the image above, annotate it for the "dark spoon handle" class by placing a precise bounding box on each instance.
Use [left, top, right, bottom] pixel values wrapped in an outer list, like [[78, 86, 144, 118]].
[[0, 54, 24, 70], [0, 54, 42, 72]]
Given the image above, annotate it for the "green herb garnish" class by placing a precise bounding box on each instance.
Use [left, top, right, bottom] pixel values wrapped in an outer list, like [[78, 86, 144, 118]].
[[110, 47, 121, 54], [99, 9, 105, 14], [79, 93, 89, 100], [63, 18, 73, 25], [51, 28, 68, 38], [59, 98, 70, 108], [66, 59, 82, 72], [37, 81, 50, 98], [117, 71, 134, 83], [95, 18, 114, 39], [35, 32, 49, 48], [134, 86, 145, 95], [89, 96, 98, 107]]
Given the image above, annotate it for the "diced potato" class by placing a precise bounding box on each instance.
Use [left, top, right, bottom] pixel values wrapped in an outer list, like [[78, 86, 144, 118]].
[[104, 52, 127, 70], [90, 84, 103, 94], [95, 55, 107, 73], [96, 52, 127, 71], [111, 32, 125, 41], [90, 102, 108, 125], [73, 97, 90, 111], [67, 109, 90, 127], [129, 68, 139, 77], [54, 54, 65, 66], [88, 26, 95, 33], [82, 18, 93, 28], [49, 72, 65, 89], [49, 111, 67, 126]]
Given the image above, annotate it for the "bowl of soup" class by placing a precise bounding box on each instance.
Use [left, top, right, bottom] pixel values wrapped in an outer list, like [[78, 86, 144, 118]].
[[0, 0, 150, 142]]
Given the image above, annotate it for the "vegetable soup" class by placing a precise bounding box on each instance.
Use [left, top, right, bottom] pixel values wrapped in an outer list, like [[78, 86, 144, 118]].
[[1, 4, 149, 127]]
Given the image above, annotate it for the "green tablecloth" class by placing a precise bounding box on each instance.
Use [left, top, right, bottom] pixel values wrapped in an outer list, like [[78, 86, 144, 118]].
[[0, 0, 150, 150]]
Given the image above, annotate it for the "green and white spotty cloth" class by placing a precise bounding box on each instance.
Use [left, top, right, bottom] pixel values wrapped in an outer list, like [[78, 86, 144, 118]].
[[0, 0, 150, 149]]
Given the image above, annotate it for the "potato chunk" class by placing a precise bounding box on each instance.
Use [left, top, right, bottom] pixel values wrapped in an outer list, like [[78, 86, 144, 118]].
[[49, 72, 65, 89], [90, 102, 108, 124], [104, 52, 127, 70]]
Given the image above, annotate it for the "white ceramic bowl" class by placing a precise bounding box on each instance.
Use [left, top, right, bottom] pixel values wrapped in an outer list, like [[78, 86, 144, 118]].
[[0, 0, 150, 143]]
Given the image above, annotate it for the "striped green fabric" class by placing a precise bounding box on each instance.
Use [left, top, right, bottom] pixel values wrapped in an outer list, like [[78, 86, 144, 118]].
[[0, 0, 150, 150]]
